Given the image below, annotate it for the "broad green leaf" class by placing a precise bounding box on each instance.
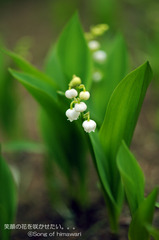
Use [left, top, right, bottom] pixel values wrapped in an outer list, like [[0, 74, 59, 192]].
[[91, 34, 128, 125], [9, 68, 88, 199], [2, 48, 58, 90], [145, 225, 159, 240], [89, 131, 124, 232], [44, 45, 66, 91], [99, 62, 152, 197], [9, 69, 57, 99], [9, 69, 71, 178], [89, 131, 115, 203], [99, 61, 152, 156], [56, 13, 92, 89], [117, 141, 145, 215], [129, 188, 158, 240], [155, 202, 159, 208], [40, 111, 88, 201], [0, 148, 17, 240]]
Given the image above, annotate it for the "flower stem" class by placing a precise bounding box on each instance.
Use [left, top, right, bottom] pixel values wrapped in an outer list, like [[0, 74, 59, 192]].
[[78, 84, 86, 92], [70, 99, 77, 109], [83, 111, 90, 121]]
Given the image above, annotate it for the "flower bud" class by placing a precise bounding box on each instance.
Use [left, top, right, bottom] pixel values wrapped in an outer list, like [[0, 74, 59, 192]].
[[75, 102, 87, 112], [69, 75, 81, 88], [93, 50, 107, 63], [79, 91, 90, 100], [91, 24, 109, 37], [65, 89, 78, 99], [66, 108, 80, 122], [88, 40, 100, 51], [82, 120, 96, 133]]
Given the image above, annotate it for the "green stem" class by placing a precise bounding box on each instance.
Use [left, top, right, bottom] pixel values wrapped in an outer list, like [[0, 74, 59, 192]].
[[83, 111, 90, 121], [78, 84, 86, 92], [70, 99, 78, 109]]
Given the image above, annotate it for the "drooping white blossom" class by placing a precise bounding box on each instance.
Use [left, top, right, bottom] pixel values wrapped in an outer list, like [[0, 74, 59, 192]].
[[65, 89, 78, 99], [93, 50, 107, 63], [92, 71, 103, 82], [75, 102, 87, 112], [64, 75, 97, 133], [66, 108, 80, 122], [82, 120, 96, 133], [88, 40, 100, 51], [79, 91, 90, 100]]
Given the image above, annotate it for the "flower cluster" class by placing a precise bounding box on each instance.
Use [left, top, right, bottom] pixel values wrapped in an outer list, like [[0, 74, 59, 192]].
[[65, 75, 96, 133], [85, 24, 108, 82]]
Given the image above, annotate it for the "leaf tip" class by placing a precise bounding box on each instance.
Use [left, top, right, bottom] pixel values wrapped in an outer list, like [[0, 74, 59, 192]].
[[8, 68, 15, 77]]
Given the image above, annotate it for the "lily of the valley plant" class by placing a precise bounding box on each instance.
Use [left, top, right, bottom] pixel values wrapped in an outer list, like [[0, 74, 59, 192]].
[[65, 75, 96, 133], [2, 12, 159, 240]]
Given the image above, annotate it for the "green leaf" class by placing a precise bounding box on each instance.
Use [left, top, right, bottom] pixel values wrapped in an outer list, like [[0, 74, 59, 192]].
[[9, 68, 88, 202], [56, 13, 92, 89], [2, 141, 46, 154], [155, 202, 159, 208], [99, 62, 152, 198], [40, 111, 88, 200], [44, 45, 66, 91], [2, 48, 58, 90], [0, 148, 17, 240], [89, 131, 124, 233], [9, 69, 57, 99], [99, 61, 152, 156], [145, 225, 159, 240], [128, 188, 158, 240], [117, 141, 145, 215], [9, 69, 71, 177], [91, 34, 128, 125]]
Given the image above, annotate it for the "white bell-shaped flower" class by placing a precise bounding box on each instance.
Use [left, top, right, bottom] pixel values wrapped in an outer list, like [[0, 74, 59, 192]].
[[75, 102, 87, 112], [88, 40, 100, 51], [92, 71, 103, 82], [66, 108, 80, 122], [79, 91, 90, 100], [65, 89, 78, 99], [82, 120, 96, 133], [93, 50, 107, 63]]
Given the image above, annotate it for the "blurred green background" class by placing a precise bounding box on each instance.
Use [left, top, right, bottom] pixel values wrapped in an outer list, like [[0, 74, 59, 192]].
[[0, 1, 159, 238], [0, 0, 158, 128], [0, 0, 159, 187], [1, 0, 159, 142]]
